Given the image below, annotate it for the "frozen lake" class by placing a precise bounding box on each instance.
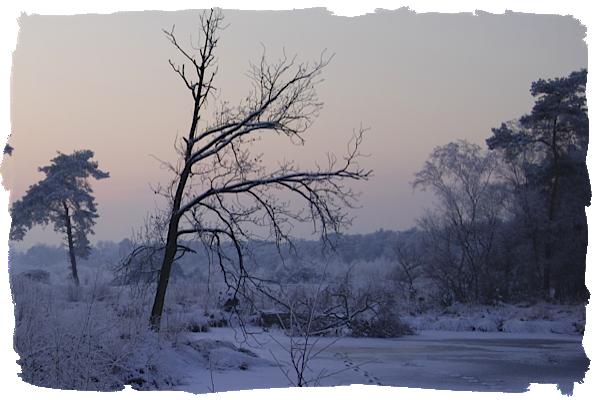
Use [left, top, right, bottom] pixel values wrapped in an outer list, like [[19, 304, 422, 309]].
[[178, 329, 588, 394]]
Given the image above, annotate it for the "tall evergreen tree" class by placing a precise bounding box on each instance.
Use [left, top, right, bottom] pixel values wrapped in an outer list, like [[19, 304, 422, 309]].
[[10, 150, 109, 285], [487, 69, 589, 299]]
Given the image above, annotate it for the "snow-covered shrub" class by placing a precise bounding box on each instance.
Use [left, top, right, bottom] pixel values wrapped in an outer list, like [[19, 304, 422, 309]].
[[401, 301, 585, 334], [10, 272, 185, 390], [428, 315, 499, 332], [18, 269, 51, 284], [349, 310, 414, 338], [341, 285, 414, 338]]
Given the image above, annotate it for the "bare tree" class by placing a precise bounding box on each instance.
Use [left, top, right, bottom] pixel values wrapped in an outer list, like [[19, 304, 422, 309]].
[[268, 266, 373, 387], [269, 273, 331, 387], [392, 242, 423, 302], [414, 141, 506, 303], [148, 9, 370, 331]]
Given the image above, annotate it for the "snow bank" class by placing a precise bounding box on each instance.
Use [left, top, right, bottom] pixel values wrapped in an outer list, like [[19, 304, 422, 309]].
[[403, 302, 585, 335]]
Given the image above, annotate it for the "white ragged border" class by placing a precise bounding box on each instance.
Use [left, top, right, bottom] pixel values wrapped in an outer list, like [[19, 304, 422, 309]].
[[0, 1, 596, 400]]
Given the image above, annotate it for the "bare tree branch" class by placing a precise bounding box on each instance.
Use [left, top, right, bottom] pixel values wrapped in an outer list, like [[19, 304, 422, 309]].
[[146, 9, 370, 331]]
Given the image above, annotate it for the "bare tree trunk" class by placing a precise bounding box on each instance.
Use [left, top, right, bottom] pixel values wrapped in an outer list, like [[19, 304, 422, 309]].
[[149, 220, 179, 330], [205, 256, 212, 314], [543, 118, 560, 299], [63, 202, 80, 286], [149, 164, 191, 331], [149, 17, 203, 329], [543, 173, 559, 299]]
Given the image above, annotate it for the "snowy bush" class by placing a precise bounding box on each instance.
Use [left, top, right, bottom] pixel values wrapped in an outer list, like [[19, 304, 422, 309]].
[[18, 269, 51, 284], [349, 311, 414, 338], [402, 302, 585, 334], [10, 272, 186, 390]]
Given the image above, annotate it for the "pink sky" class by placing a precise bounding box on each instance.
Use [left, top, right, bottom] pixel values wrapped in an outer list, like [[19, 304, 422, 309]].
[[2, 8, 587, 248]]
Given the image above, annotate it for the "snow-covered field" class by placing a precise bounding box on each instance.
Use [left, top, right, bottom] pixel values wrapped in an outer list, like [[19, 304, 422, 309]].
[[169, 328, 587, 395], [9, 263, 588, 394]]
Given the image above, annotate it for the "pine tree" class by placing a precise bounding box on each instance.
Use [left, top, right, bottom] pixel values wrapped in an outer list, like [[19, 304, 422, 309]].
[[10, 150, 109, 285], [487, 69, 589, 299]]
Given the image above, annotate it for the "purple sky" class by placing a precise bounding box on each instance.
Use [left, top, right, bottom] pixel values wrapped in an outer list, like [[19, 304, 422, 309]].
[[2, 8, 587, 248]]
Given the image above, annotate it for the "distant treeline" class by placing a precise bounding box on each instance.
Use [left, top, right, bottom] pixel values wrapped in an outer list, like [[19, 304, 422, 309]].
[[8, 228, 413, 271]]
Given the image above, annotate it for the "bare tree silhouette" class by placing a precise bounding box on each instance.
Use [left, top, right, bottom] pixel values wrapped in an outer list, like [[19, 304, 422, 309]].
[[148, 9, 370, 331]]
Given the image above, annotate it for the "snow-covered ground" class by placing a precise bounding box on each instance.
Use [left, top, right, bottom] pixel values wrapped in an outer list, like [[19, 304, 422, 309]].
[[401, 302, 586, 335], [172, 328, 588, 395], [9, 264, 588, 394]]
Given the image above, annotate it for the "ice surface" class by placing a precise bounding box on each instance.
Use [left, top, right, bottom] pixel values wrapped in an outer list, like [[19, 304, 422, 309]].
[[176, 328, 587, 394]]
